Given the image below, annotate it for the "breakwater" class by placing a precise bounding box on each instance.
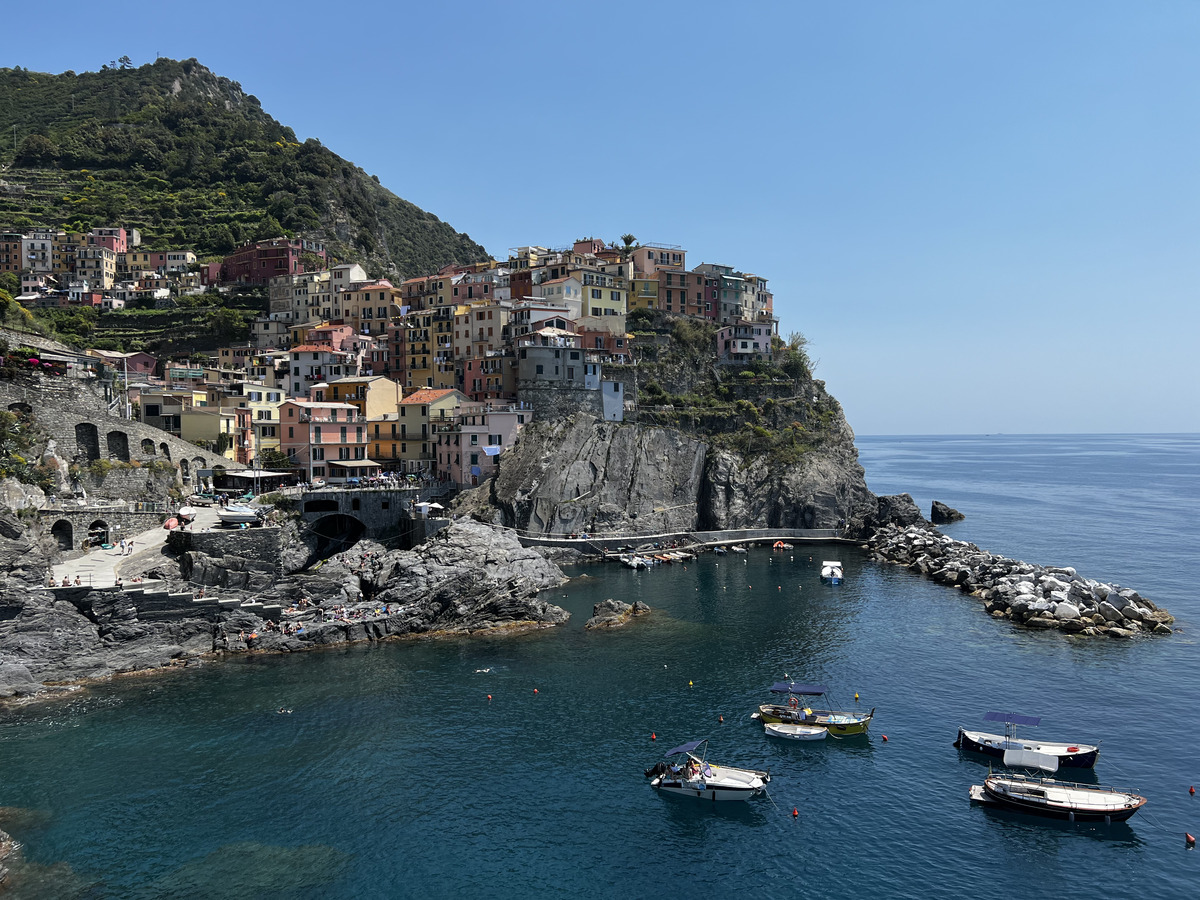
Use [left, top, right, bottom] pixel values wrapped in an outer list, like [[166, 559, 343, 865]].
[[866, 524, 1175, 637]]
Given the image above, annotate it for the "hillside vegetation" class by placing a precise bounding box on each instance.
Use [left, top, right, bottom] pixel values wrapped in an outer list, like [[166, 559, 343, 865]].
[[0, 58, 487, 278]]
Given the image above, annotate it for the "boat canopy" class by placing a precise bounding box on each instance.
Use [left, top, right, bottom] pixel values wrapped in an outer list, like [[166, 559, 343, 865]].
[[822, 561, 842, 567], [663, 739, 707, 758], [984, 711, 1041, 727], [1003, 747, 1059, 772], [770, 682, 828, 695]]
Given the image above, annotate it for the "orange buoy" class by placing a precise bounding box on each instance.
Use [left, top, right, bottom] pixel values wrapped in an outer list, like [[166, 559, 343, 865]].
[[1186, 833, 1195, 846], [792, 808, 798, 818], [487, 695, 492, 701], [651, 732, 656, 741], [1191, 786, 1196, 795], [882, 735, 889, 742]]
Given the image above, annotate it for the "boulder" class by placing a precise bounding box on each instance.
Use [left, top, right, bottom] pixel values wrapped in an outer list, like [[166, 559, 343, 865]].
[[1053, 602, 1081, 621], [1098, 601, 1125, 623], [930, 501, 965, 524]]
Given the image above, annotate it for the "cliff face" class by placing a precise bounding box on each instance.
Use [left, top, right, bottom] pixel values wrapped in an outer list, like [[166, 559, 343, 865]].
[[463, 412, 892, 537]]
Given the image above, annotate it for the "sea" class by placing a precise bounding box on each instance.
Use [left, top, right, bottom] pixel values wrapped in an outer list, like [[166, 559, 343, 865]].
[[1, 433, 1197, 899]]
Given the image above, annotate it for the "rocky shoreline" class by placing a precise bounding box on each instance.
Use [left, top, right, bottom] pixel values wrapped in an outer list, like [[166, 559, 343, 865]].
[[866, 523, 1175, 637], [0, 521, 570, 700]]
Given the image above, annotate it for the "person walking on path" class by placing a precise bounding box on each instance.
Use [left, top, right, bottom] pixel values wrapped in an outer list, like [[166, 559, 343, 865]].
[[119, 539, 126, 554], [126, 540, 135, 556]]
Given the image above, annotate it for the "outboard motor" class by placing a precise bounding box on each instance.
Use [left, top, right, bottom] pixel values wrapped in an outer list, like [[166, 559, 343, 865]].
[[644, 761, 668, 779]]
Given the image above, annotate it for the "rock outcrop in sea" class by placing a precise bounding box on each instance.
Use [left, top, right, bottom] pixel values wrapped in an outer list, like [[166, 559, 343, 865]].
[[867, 524, 1175, 637]]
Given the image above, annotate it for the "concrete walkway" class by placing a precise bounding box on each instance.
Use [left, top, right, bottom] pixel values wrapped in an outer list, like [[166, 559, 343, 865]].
[[50, 504, 224, 589]]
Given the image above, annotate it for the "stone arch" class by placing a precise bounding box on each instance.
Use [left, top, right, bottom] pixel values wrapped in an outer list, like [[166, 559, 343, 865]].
[[76, 422, 100, 461], [192, 457, 205, 474], [179, 458, 190, 479], [106, 430, 130, 462], [87, 519, 110, 547], [159, 443, 171, 461], [303, 499, 339, 513], [141, 438, 156, 455], [305, 514, 367, 562], [7, 402, 32, 416], [50, 519, 74, 551]]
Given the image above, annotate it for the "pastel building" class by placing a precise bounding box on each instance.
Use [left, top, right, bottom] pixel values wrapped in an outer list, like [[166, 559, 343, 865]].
[[279, 396, 376, 483]]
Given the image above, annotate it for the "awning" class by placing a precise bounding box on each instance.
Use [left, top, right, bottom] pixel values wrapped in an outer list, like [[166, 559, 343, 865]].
[[983, 712, 1041, 727], [328, 459, 381, 469], [769, 682, 828, 696], [663, 740, 707, 758]]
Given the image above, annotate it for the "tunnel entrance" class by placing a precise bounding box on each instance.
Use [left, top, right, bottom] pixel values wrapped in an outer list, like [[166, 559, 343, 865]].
[[304, 514, 368, 566]]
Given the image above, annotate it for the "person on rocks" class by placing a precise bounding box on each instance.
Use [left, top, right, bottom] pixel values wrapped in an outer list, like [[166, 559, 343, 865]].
[[74, 575, 82, 586]]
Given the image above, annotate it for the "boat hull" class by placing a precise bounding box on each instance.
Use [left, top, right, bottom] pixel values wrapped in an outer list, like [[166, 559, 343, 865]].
[[973, 775, 1146, 822], [765, 722, 827, 741], [955, 728, 1099, 768], [758, 704, 873, 735], [650, 763, 768, 802]]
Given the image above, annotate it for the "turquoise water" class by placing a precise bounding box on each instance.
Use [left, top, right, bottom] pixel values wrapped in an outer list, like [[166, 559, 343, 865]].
[[2, 434, 1198, 898]]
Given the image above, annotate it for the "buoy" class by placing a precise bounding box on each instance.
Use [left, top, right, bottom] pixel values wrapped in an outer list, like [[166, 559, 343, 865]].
[[689, 680, 694, 687], [882, 735, 889, 742], [1191, 786, 1196, 795], [487, 694, 492, 701], [719, 715, 724, 723], [651, 732, 656, 741], [1186, 832, 1195, 847], [533, 688, 539, 694], [792, 807, 798, 818], [778, 586, 781, 590], [854, 693, 859, 701]]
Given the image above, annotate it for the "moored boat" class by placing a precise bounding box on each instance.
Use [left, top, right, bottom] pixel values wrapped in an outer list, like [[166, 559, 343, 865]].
[[730, 545, 748, 554], [970, 772, 1146, 822], [820, 561, 843, 584], [644, 739, 770, 802], [955, 712, 1099, 768], [772, 541, 794, 550], [764, 722, 827, 741], [755, 682, 874, 736]]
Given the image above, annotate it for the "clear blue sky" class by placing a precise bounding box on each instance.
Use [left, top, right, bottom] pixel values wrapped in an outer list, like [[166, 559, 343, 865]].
[[8, 1, 1199, 434]]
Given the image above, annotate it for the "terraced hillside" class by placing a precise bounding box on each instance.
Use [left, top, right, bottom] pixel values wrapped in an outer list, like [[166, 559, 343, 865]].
[[0, 58, 487, 278]]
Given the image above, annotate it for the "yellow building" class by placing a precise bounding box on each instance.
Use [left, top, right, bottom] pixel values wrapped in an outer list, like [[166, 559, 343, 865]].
[[628, 276, 660, 312], [326, 375, 403, 419], [340, 283, 405, 336], [370, 388, 467, 473]]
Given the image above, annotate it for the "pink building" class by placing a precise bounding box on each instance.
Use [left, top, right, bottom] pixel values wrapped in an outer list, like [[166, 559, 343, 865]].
[[88, 227, 128, 254], [435, 401, 532, 487], [279, 396, 377, 483]]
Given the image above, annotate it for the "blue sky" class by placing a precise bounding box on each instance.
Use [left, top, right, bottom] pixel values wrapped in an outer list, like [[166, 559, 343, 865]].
[[7, 1, 1199, 434]]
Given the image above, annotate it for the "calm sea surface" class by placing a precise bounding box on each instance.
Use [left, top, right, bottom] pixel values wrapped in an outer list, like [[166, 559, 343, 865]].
[[2, 434, 1198, 899]]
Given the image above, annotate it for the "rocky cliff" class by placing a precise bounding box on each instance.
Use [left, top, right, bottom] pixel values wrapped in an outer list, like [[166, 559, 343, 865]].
[[460, 412, 914, 539]]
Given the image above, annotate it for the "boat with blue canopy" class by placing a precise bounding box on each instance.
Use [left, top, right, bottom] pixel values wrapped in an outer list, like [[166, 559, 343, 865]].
[[753, 681, 874, 736], [955, 711, 1100, 768], [643, 739, 770, 802]]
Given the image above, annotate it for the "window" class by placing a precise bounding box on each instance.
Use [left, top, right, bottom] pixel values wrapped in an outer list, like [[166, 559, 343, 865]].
[[535, 364, 544, 375], [288, 427, 294, 438], [312, 447, 324, 460], [591, 288, 602, 299], [470, 434, 478, 445]]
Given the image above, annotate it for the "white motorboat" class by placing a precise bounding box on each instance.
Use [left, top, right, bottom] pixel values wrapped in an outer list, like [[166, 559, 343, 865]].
[[764, 722, 828, 741], [730, 545, 748, 554], [217, 504, 261, 526], [645, 739, 770, 802], [820, 561, 843, 584]]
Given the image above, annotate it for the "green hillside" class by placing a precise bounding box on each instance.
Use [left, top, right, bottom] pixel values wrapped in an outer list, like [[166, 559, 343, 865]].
[[0, 58, 487, 278]]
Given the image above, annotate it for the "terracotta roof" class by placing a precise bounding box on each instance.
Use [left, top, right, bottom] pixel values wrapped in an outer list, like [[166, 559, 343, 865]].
[[401, 388, 459, 405]]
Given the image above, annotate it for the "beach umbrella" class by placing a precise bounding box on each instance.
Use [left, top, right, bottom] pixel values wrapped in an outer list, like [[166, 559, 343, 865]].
[[163, 517, 179, 530]]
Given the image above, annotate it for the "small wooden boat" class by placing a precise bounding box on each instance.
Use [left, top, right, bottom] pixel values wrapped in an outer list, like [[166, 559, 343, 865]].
[[956, 712, 1099, 768], [820, 561, 843, 584], [764, 722, 827, 741], [756, 682, 873, 736], [971, 771, 1146, 822], [645, 739, 770, 802]]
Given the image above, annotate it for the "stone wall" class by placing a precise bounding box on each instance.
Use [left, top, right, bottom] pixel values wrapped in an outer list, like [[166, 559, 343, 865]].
[[517, 382, 605, 421]]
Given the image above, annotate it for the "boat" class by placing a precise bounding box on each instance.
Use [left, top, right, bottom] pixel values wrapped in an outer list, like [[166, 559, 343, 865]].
[[177, 506, 198, 524], [713, 546, 728, 556], [217, 504, 261, 526], [971, 768, 1146, 822], [772, 541, 794, 550], [820, 561, 843, 584], [755, 681, 874, 736], [730, 545, 748, 554], [764, 722, 827, 741], [955, 712, 1100, 768], [619, 554, 651, 570], [644, 739, 770, 802]]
